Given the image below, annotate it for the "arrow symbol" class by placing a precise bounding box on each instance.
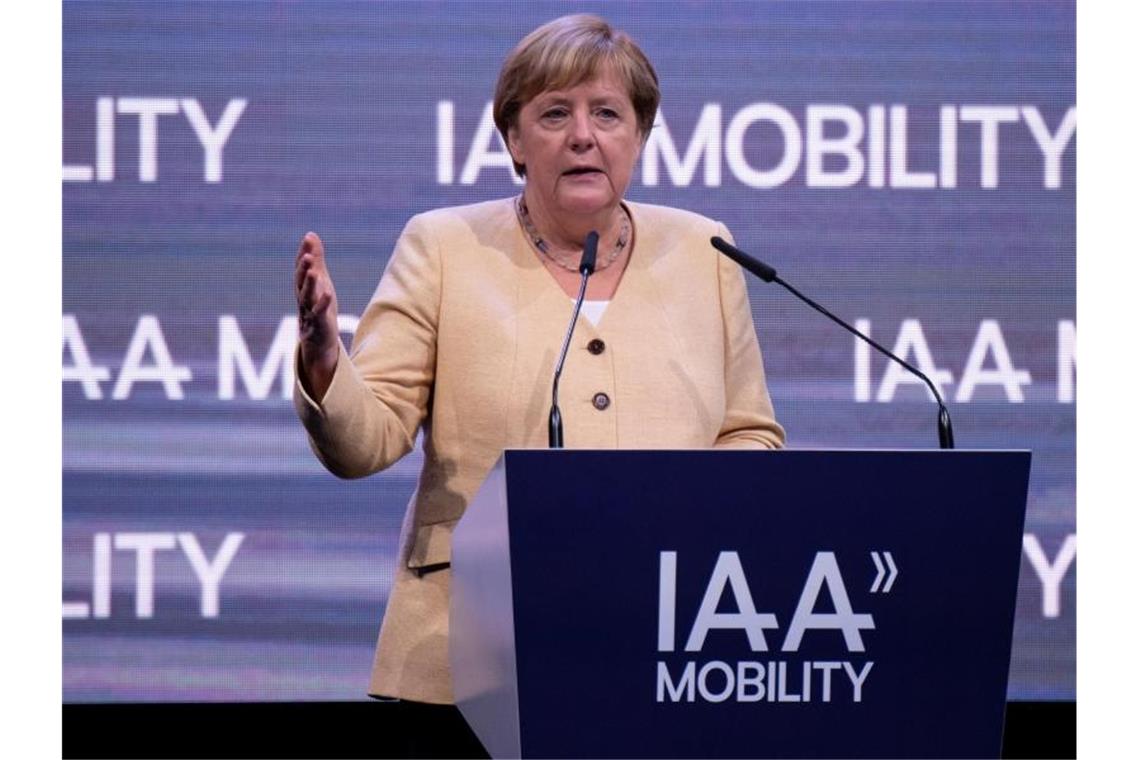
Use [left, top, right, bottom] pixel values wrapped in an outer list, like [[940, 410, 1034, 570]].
[[882, 551, 898, 592], [870, 551, 899, 593], [870, 551, 885, 592]]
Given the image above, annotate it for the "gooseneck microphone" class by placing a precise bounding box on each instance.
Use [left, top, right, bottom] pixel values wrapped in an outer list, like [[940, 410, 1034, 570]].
[[711, 236, 955, 450], [549, 231, 600, 448]]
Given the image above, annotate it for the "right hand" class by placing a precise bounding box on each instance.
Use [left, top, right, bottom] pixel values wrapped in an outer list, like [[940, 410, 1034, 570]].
[[294, 231, 340, 399]]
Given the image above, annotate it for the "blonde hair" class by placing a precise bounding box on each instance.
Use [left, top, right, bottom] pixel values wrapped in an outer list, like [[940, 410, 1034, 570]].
[[493, 14, 660, 177]]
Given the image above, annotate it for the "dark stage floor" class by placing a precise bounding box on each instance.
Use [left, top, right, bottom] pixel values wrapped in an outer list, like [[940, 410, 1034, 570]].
[[64, 700, 1074, 759]]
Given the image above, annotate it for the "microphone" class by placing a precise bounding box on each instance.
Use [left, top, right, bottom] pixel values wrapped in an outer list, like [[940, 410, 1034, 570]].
[[710, 236, 955, 449], [549, 231, 599, 448]]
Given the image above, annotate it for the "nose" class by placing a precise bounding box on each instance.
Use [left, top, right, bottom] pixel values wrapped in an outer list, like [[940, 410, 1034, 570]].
[[568, 110, 595, 151]]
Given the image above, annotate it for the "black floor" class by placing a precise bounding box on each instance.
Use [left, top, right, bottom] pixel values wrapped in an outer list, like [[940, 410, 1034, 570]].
[[64, 700, 1074, 759]]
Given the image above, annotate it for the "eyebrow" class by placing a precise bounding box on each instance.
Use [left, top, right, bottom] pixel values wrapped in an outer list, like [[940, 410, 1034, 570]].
[[535, 92, 626, 108]]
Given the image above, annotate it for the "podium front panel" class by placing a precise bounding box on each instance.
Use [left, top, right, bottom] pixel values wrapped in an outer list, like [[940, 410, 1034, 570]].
[[460, 449, 1029, 759]]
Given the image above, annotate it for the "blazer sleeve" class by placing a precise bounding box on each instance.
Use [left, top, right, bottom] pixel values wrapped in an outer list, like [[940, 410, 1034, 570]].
[[293, 214, 441, 478], [713, 223, 786, 449]]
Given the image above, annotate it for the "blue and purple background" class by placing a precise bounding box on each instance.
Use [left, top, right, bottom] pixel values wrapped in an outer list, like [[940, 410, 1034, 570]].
[[63, 1, 1074, 702]]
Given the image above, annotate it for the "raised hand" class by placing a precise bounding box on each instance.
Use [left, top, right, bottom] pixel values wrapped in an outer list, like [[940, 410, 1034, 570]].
[[294, 231, 340, 400]]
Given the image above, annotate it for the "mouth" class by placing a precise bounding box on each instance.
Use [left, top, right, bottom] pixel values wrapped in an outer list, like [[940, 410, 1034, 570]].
[[562, 166, 604, 177]]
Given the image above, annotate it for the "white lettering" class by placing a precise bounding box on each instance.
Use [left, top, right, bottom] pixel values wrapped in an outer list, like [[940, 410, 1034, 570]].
[[814, 661, 841, 702], [178, 533, 244, 618], [436, 101, 1073, 190], [777, 661, 801, 702], [65, 531, 245, 621], [866, 105, 885, 188], [62, 601, 90, 619], [1023, 534, 1076, 618], [97, 97, 115, 181], [725, 103, 801, 188], [93, 533, 111, 618], [643, 105, 722, 187], [940, 105, 957, 188], [685, 551, 779, 652], [437, 100, 454, 184], [782, 552, 875, 653], [63, 97, 115, 182], [806, 105, 864, 188], [180, 98, 247, 183], [889, 105, 936, 188], [116, 97, 180, 182], [658, 551, 678, 652], [460, 102, 522, 185], [960, 105, 1019, 188], [854, 318, 872, 402], [842, 661, 874, 702], [111, 315, 193, 400], [1021, 106, 1076, 190], [1057, 320, 1075, 403], [337, 314, 360, 336], [63, 531, 111, 619], [736, 661, 766, 702], [656, 661, 695, 702], [218, 315, 297, 400], [876, 319, 953, 402], [62, 164, 94, 182], [697, 661, 735, 703], [114, 532, 178, 618], [62, 314, 111, 399], [955, 320, 1032, 402]]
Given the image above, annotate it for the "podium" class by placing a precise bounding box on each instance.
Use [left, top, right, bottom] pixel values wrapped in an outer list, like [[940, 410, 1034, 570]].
[[450, 449, 1030, 759]]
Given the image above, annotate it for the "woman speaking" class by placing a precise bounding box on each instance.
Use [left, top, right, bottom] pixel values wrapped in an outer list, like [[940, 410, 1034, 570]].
[[293, 14, 784, 708]]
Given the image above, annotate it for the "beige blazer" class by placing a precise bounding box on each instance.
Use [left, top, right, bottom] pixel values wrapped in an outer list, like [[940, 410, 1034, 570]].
[[295, 197, 784, 704]]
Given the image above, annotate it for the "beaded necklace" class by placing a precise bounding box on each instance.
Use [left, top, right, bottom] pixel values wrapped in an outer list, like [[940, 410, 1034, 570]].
[[516, 194, 630, 272]]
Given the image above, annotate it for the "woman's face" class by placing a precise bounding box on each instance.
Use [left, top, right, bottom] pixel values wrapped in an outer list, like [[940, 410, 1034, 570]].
[[508, 67, 642, 222]]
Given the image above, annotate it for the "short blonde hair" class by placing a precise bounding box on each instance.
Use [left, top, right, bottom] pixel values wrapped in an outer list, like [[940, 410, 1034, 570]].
[[493, 14, 660, 177]]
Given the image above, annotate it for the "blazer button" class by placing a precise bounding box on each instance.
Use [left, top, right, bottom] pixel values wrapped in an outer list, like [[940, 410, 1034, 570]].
[[587, 338, 606, 355], [592, 392, 611, 411]]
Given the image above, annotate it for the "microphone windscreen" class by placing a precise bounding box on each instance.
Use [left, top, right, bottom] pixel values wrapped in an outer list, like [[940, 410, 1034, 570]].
[[580, 231, 599, 275], [711, 236, 778, 283]]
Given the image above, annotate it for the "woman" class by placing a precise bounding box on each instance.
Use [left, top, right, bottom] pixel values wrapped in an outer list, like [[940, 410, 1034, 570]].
[[294, 14, 785, 707]]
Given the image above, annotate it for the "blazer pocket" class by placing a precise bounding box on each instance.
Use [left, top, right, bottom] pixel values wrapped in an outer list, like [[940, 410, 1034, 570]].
[[407, 517, 459, 571]]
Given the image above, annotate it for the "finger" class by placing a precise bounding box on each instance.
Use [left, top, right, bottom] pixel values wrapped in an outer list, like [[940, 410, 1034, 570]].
[[301, 269, 335, 319], [295, 232, 312, 267], [298, 268, 321, 312], [295, 252, 315, 293], [294, 231, 324, 268], [306, 231, 325, 265], [306, 280, 332, 317], [312, 291, 332, 317]]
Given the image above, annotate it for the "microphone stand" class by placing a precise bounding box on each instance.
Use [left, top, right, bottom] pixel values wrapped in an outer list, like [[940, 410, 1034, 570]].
[[549, 231, 600, 448], [711, 236, 955, 449]]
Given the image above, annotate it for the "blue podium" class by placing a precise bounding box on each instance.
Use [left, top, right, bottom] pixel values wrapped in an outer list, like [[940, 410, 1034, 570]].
[[450, 449, 1030, 759]]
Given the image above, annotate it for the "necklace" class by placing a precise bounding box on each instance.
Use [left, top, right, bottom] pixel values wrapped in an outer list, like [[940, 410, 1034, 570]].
[[516, 195, 630, 272]]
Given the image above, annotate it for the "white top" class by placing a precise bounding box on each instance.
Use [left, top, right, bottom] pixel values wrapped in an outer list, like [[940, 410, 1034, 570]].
[[579, 299, 610, 326]]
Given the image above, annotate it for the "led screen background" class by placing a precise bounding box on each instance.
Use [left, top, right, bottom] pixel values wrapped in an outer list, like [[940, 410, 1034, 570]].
[[63, 1, 1075, 702]]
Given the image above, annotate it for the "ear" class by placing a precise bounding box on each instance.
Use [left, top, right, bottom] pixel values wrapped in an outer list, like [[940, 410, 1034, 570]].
[[507, 126, 525, 166]]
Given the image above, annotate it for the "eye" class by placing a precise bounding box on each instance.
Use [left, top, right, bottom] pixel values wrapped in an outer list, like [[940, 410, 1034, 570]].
[[541, 106, 569, 121], [595, 107, 620, 121]]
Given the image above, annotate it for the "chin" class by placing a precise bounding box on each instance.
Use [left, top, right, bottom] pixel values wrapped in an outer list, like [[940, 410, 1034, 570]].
[[557, 191, 616, 218]]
